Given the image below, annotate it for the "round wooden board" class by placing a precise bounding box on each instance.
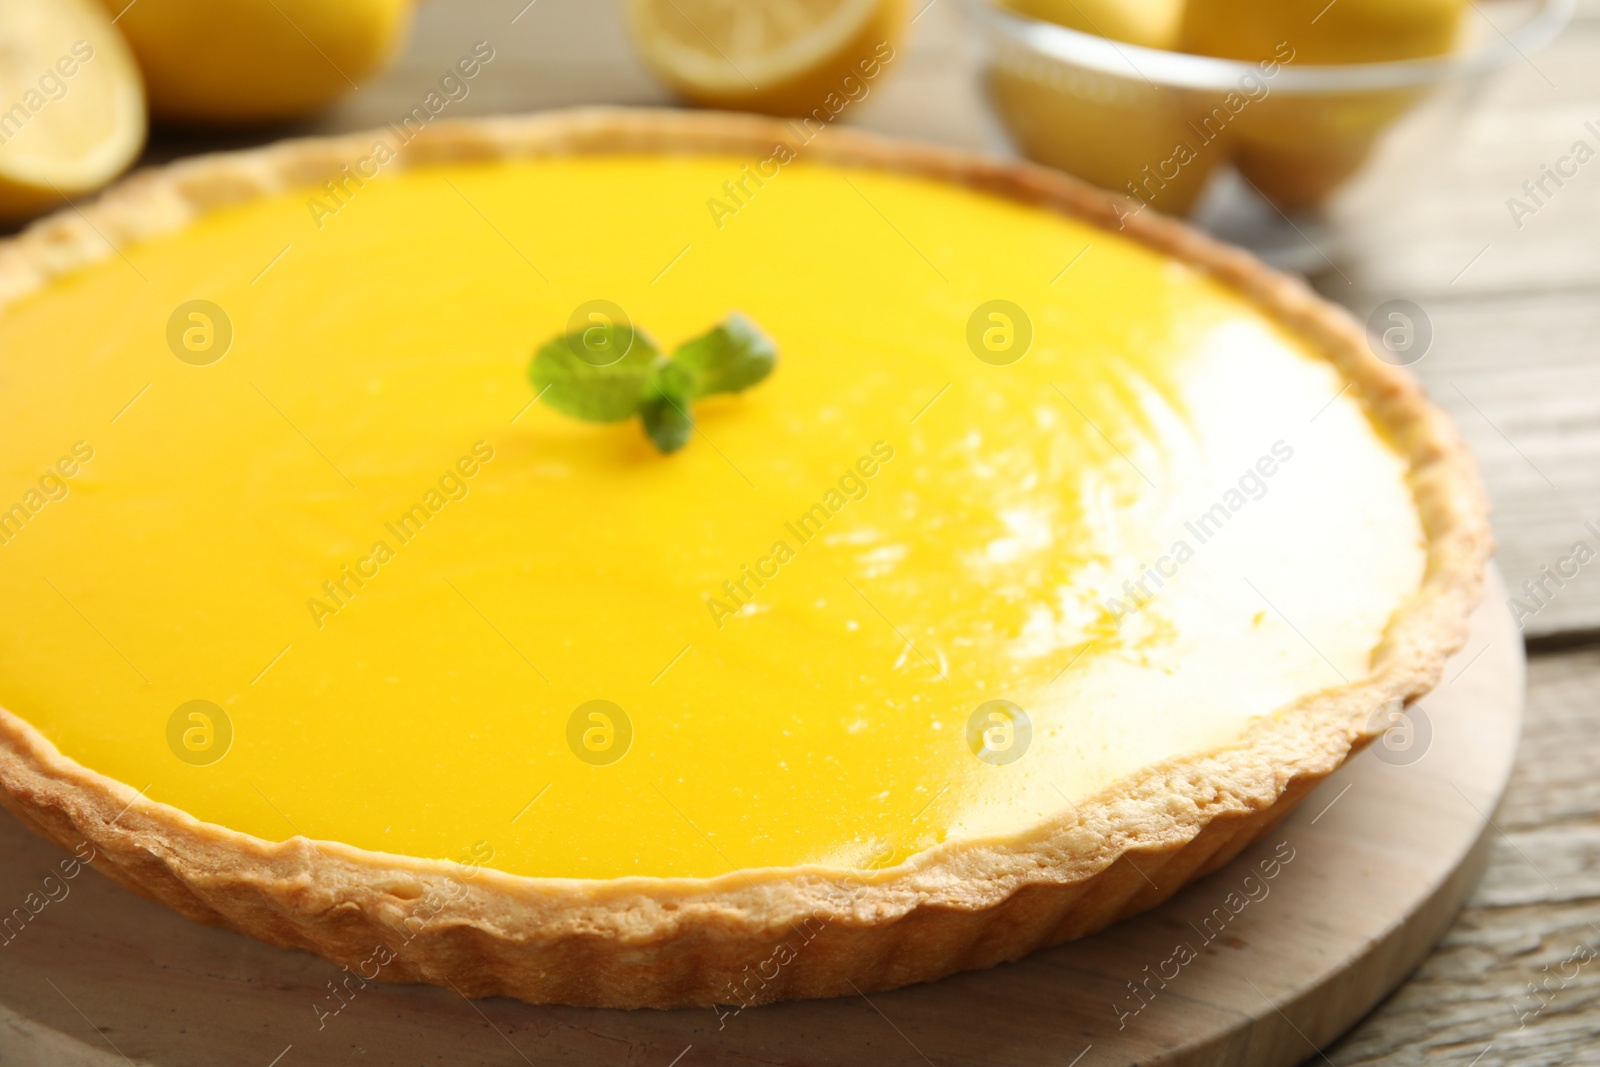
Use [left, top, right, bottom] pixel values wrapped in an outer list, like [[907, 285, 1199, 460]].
[[0, 569, 1523, 1067]]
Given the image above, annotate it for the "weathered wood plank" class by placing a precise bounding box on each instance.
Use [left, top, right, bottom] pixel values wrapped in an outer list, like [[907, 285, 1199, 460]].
[[1325, 9, 1600, 298], [132, 0, 1600, 1057], [1311, 4, 1600, 637], [342, 0, 1600, 639], [1329, 647, 1600, 1067], [1403, 291, 1600, 639], [1, 1, 1597, 1063]]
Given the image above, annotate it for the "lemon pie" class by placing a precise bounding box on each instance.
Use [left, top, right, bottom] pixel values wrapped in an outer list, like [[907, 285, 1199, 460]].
[[0, 110, 1488, 1008]]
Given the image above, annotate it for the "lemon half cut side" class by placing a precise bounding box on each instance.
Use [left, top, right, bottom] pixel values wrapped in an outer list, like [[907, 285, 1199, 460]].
[[0, 0, 145, 222], [627, 0, 908, 115]]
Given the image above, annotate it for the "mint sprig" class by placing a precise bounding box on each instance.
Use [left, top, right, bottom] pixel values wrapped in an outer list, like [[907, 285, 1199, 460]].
[[529, 313, 776, 453]]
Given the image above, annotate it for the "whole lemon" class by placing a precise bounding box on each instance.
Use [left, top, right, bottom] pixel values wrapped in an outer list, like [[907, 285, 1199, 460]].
[[98, 0, 414, 124], [1179, 0, 1468, 65], [1002, 0, 1185, 50], [1178, 0, 1466, 210]]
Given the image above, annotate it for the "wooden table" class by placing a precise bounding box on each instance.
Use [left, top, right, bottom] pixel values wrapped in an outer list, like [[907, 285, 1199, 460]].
[[25, 0, 1600, 1061]]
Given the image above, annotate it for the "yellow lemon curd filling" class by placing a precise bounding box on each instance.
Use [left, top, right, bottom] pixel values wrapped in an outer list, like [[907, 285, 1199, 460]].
[[0, 157, 1425, 879]]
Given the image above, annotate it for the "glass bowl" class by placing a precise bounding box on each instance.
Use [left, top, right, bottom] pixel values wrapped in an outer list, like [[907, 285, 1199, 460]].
[[967, 0, 1574, 218]]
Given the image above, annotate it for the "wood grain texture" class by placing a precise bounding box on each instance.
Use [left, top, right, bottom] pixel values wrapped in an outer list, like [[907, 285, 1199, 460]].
[[0, 0, 1595, 1060], [1312, 1, 1600, 640], [1326, 648, 1600, 1067], [0, 584, 1523, 1067]]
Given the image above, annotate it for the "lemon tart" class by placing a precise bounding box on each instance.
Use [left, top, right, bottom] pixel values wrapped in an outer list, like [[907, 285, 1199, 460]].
[[0, 109, 1488, 1009]]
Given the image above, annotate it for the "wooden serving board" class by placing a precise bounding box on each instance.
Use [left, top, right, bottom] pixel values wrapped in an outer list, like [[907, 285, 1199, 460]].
[[0, 570, 1523, 1067]]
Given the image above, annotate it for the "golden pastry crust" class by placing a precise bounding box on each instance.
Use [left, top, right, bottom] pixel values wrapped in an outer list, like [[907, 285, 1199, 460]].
[[0, 108, 1490, 1009]]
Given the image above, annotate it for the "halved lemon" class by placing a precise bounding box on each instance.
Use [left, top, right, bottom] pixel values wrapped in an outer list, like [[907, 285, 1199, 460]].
[[626, 0, 908, 116], [0, 0, 145, 223], [98, 0, 415, 125]]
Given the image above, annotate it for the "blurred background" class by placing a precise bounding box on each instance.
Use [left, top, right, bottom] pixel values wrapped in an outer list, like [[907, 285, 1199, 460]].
[[2, 3, 1599, 1057], [2, 0, 1593, 641]]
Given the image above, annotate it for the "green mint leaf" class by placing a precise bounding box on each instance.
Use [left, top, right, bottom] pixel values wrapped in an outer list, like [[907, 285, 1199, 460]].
[[671, 313, 777, 399], [529, 326, 661, 423], [640, 389, 693, 453], [527, 314, 776, 454], [649, 358, 696, 399]]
